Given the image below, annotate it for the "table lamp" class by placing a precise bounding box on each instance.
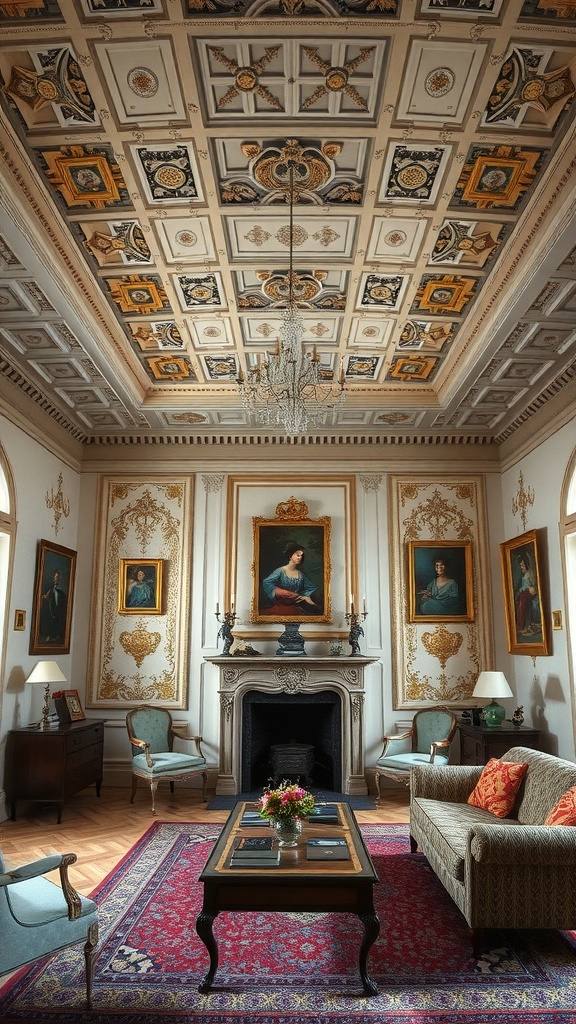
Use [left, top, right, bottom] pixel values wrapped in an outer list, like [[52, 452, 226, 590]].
[[472, 670, 513, 729], [27, 660, 67, 730]]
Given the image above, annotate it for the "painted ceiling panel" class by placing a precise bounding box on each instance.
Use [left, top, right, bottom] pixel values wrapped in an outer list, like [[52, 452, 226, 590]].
[[0, 1, 575, 442]]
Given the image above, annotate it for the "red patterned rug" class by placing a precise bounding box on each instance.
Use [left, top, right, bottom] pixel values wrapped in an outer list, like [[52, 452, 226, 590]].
[[1, 821, 575, 1023]]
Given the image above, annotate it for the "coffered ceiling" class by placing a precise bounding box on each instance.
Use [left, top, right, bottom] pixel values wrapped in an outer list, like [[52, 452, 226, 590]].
[[0, 0, 575, 444]]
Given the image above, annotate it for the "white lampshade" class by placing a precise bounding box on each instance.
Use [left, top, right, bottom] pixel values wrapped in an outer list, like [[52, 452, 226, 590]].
[[26, 660, 67, 685], [27, 660, 67, 730], [472, 671, 513, 699]]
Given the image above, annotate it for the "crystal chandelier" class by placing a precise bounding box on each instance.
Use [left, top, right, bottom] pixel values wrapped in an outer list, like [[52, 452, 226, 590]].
[[237, 159, 345, 436]]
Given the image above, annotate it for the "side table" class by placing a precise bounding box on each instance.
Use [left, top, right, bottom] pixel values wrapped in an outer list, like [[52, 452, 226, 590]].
[[457, 721, 540, 765], [5, 719, 105, 823]]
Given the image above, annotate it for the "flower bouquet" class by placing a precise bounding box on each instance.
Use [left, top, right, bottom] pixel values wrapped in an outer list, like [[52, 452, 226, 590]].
[[258, 780, 315, 846]]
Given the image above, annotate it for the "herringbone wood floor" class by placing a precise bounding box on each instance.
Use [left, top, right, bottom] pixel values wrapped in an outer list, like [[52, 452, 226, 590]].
[[0, 784, 410, 893]]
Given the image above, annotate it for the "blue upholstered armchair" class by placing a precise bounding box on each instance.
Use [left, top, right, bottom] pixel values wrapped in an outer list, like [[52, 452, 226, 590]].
[[372, 707, 457, 801], [0, 849, 98, 1008], [126, 705, 208, 814]]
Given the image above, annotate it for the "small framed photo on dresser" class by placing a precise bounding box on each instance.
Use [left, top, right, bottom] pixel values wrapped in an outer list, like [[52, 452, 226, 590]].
[[54, 689, 86, 722]]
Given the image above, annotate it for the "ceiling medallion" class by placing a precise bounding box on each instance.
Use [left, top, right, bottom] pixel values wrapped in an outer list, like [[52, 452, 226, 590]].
[[425, 68, 455, 97], [247, 139, 338, 200], [208, 45, 283, 111], [127, 67, 159, 98], [174, 229, 197, 247], [301, 46, 374, 111]]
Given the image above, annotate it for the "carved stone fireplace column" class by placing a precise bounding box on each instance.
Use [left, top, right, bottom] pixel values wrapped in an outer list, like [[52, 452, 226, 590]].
[[205, 656, 377, 796]]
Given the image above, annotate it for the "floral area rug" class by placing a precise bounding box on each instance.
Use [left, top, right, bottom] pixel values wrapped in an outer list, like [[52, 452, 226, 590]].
[[1, 821, 575, 1023]]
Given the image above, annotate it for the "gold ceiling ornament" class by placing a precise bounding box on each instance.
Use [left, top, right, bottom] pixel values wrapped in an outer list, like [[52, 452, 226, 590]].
[[512, 470, 535, 531], [245, 139, 340, 200], [300, 46, 374, 111], [119, 623, 161, 667], [45, 472, 70, 535], [236, 154, 345, 435], [422, 625, 463, 669], [208, 46, 283, 111]]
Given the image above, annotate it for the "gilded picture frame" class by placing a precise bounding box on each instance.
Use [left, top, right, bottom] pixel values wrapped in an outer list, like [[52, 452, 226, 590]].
[[408, 540, 474, 623], [252, 508, 331, 624], [118, 558, 163, 614], [30, 539, 76, 655], [500, 530, 548, 656]]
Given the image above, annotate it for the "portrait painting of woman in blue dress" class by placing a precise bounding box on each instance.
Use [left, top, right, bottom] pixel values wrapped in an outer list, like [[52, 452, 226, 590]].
[[254, 521, 329, 622], [409, 542, 473, 622], [119, 559, 163, 614]]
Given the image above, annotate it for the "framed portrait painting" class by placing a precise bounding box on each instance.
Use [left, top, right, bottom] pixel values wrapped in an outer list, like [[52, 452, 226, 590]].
[[118, 558, 163, 614], [408, 540, 474, 622], [500, 530, 548, 656], [30, 539, 76, 655], [252, 515, 331, 623]]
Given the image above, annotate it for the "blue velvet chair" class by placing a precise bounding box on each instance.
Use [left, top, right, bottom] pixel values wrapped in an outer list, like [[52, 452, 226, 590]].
[[372, 707, 457, 801], [126, 705, 208, 814], [0, 849, 98, 1008]]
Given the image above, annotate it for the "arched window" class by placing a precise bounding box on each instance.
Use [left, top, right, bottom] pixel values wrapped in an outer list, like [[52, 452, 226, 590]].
[[0, 446, 16, 709], [561, 447, 576, 752]]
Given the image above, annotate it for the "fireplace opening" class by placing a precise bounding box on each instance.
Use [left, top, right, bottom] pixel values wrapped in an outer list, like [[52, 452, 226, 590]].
[[241, 690, 342, 793]]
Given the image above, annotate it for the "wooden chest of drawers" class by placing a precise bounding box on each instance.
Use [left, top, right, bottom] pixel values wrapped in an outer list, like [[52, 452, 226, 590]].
[[457, 721, 540, 766], [6, 719, 105, 823]]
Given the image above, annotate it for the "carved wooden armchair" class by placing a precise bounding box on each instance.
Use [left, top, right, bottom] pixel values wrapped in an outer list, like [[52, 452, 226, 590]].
[[126, 704, 208, 814], [0, 849, 98, 1008], [372, 707, 457, 801]]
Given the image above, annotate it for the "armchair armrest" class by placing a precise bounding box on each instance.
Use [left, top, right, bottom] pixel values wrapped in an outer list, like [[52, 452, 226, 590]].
[[379, 731, 413, 759], [468, 823, 576, 866], [127, 732, 154, 767], [410, 763, 483, 803], [171, 728, 204, 759], [429, 738, 451, 763], [0, 854, 62, 886], [0, 852, 82, 921]]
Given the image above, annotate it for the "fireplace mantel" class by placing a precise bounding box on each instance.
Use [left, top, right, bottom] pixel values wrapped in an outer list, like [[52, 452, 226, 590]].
[[205, 656, 378, 796]]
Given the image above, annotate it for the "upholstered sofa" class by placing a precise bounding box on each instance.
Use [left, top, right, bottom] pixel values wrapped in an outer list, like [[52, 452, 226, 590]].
[[409, 745, 576, 954]]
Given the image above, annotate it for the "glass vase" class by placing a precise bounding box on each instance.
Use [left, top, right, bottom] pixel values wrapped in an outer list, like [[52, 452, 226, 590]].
[[273, 817, 303, 847]]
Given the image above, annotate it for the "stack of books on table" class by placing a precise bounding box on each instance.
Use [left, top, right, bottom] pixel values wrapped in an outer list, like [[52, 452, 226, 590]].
[[230, 836, 280, 868], [307, 804, 340, 825], [239, 809, 265, 827], [306, 837, 350, 860]]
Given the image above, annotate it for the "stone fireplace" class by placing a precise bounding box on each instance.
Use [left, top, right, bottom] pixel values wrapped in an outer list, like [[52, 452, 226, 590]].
[[206, 656, 377, 795]]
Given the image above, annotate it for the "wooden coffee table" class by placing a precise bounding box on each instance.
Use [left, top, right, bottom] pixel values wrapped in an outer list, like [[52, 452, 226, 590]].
[[196, 801, 380, 995]]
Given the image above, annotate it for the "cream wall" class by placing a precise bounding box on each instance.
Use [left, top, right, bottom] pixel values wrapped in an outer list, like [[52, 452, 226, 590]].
[[0, 406, 575, 820], [0, 413, 82, 819], [497, 418, 576, 760]]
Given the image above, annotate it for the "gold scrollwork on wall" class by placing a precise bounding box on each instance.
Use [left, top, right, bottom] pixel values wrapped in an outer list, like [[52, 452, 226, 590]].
[[119, 622, 161, 667]]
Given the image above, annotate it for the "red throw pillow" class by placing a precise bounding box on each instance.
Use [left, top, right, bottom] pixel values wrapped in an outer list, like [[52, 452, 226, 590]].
[[467, 758, 528, 818], [545, 786, 576, 826]]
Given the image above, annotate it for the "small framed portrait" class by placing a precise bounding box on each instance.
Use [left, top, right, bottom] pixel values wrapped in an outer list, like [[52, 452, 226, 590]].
[[54, 688, 86, 722], [500, 530, 548, 656], [30, 540, 77, 655], [408, 541, 474, 623], [252, 513, 331, 624], [14, 609, 26, 631], [118, 558, 163, 614]]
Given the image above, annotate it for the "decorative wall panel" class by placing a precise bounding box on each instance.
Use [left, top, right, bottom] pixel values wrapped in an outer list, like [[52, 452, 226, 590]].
[[389, 475, 493, 710], [87, 477, 193, 709]]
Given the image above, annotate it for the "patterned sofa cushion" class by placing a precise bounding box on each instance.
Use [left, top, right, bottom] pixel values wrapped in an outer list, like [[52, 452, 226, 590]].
[[502, 747, 576, 824], [410, 797, 522, 881]]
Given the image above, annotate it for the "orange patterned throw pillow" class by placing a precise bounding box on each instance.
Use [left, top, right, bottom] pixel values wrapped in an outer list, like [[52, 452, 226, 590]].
[[467, 758, 528, 818], [545, 786, 576, 826]]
